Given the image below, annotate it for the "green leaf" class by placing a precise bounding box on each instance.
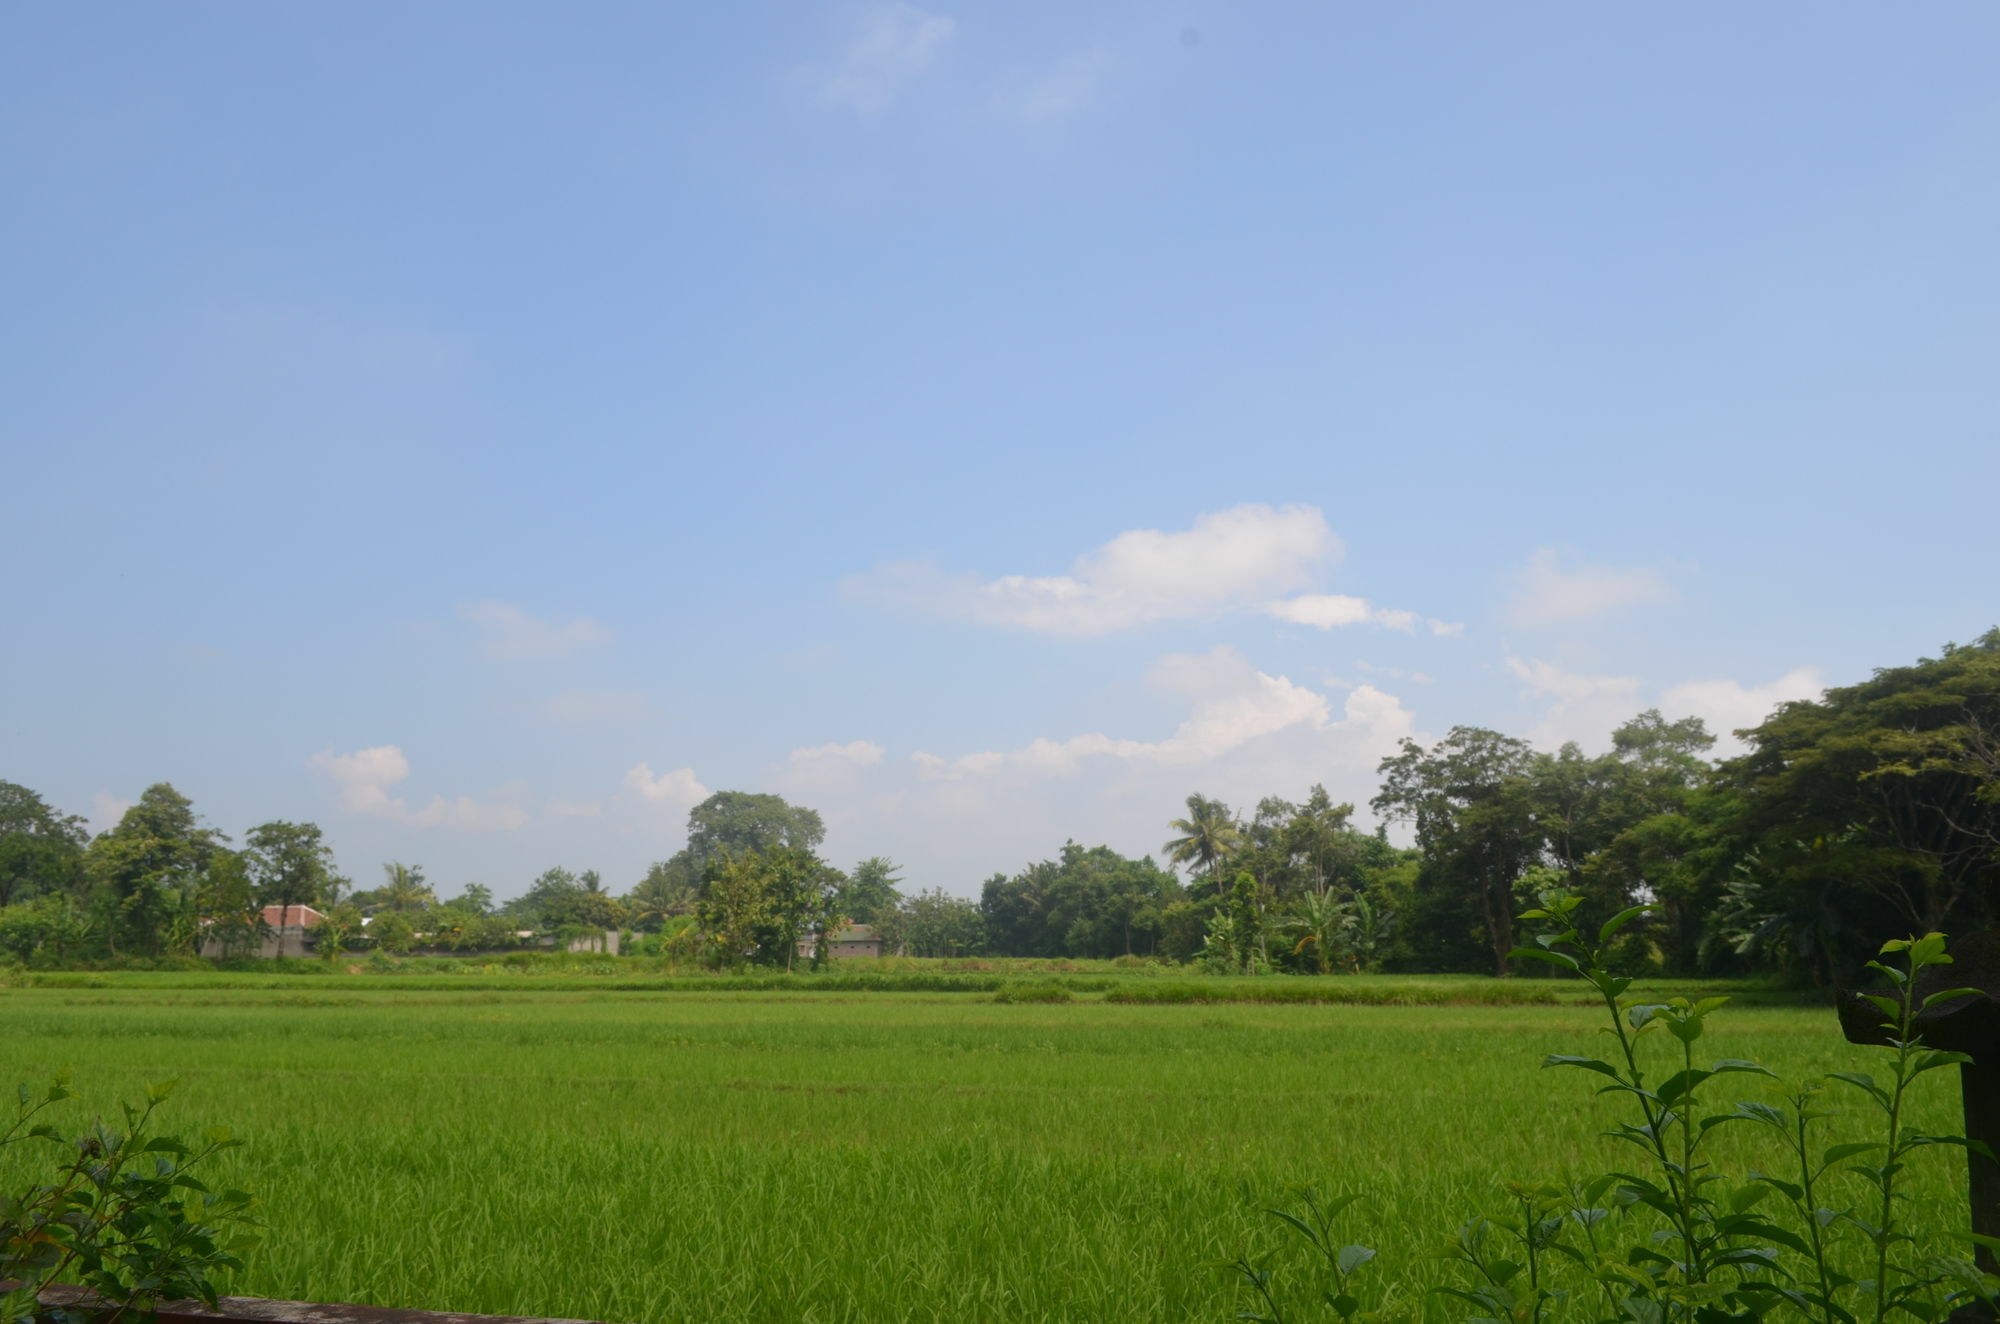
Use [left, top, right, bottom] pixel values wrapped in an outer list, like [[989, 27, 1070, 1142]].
[[1919, 986, 1983, 1010], [1655, 1068, 1712, 1108], [1828, 1071, 1889, 1105], [1544, 1055, 1622, 1080], [1666, 1015, 1705, 1045], [1512, 947, 1582, 974], [1749, 1172, 1804, 1202], [1598, 905, 1654, 945], [1707, 1058, 1777, 1079], [1821, 1142, 1881, 1164], [1337, 1244, 1376, 1274], [1728, 1185, 1771, 1213]]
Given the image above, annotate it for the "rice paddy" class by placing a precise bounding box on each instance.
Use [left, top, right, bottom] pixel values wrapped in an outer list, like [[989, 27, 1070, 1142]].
[[0, 975, 1968, 1323]]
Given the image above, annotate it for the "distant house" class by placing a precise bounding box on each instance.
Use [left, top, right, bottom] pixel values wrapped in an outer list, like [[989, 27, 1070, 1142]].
[[795, 923, 885, 960], [200, 904, 325, 959]]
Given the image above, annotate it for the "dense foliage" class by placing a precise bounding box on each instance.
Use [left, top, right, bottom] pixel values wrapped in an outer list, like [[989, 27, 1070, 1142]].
[[2, 631, 1995, 979]]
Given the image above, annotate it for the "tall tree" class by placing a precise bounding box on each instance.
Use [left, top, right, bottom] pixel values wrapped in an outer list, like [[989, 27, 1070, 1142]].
[[376, 861, 434, 914], [835, 856, 903, 924], [84, 783, 226, 957], [1713, 630, 2000, 979], [0, 780, 88, 907], [1163, 793, 1242, 896], [624, 865, 693, 933], [697, 852, 774, 970], [684, 792, 826, 883], [887, 888, 985, 957], [243, 820, 342, 930], [1373, 728, 1538, 976]]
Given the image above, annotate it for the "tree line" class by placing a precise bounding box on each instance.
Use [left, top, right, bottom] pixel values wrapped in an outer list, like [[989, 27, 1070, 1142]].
[[3, 631, 1994, 979]]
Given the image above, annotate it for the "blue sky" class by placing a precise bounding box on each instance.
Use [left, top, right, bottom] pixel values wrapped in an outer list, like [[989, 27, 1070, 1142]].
[[6, 3, 1997, 898]]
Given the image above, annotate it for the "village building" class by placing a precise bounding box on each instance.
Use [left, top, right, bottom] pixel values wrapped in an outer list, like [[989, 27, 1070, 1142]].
[[795, 923, 886, 960], [199, 904, 326, 959]]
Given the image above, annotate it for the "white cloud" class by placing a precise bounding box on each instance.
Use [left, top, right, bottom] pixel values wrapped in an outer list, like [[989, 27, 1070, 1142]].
[[1661, 668, 1824, 752], [812, 4, 954, 113], [784, 740, 888, 793], [914, 646, 1410, 781], [1355, 661, 1435, 686], [777, 648, 1419, 890], [845, 503, 1340, 635], [1507, 657, 1824, 756], [1262, 593, 1460, 636], [540, 690, 655, 723], [90, 792, 133, 833], [311, 745, 412, 816], [791, 740, 886, 766], [622, 763, 711, 814], [1507, 657, 1645, 750], [547, 798, 604, 818], [1505, 549, 1675, 627], [308, 745, 527, 831], [460, 600, 612, 660]]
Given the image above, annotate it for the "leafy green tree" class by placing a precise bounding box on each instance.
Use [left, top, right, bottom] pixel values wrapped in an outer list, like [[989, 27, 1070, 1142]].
[[696, 852, 774, 969], [885, 887, 985, 957], [1203, 869, 1263, 974], [1373, 728, 1539, 976], [197, 849, 263, 958], [369, 909, 417, 955], [624, 864, 694, 933], [1284, 886, 1349, 975], [979, 843, 1183, 958], [0, 893, 95, 964], [684, 792, 825, 882], [84, 784, 226, 958], [314, 902, 363, 961], [514, 866, 623, 931], [835, 856, 903, 924], [243, 821, 342, 928], [375, 861, 434, 914], [1712, 629, 2000, 980], [447, 883, 493, 915], [0, 781, 88, 908], [1163, 793, 1242, 896]]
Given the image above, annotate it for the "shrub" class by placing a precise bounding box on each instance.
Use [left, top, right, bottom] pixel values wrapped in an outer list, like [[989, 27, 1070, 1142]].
[[1228, 894, 2000, 1323], [2, 1078, 259, 1323]]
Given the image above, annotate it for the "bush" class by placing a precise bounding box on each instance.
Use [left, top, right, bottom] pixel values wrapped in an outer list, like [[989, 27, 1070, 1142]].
[[2, 1078, 259, 1323], [1228, 895, 2000, 1324]]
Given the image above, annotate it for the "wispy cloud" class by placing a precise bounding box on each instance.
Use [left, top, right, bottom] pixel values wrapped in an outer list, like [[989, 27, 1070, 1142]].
[[622, 763, 711, 815], [1263, 593, 1461, 637], [1507, 656, 1644, 749], [1505, 549, 1675, 627], [846, 503, 1339, 635], [460, 600, 613, 660], [913, 646, 1412, 780], [763, 647, 1422, 886], [1661, 668, 1824, 752], [996, 51, 1106, 122], [811, 4, 955, 114], [308, 745, 527, 831]]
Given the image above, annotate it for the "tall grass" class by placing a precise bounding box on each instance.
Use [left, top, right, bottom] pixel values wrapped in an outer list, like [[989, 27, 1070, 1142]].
[[0, 986, 1958, 1323]]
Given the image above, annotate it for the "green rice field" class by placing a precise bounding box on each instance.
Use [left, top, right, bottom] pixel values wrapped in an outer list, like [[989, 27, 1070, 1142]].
[[0, 974, 1969, 1323]]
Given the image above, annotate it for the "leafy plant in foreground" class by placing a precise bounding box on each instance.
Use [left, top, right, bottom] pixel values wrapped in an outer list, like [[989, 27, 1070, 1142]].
[[1230, 895, 1999, 1324], [1, 1077, 259, 1324]]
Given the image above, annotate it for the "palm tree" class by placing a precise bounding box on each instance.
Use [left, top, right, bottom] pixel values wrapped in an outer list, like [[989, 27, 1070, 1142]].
[[1163, 793, 1242, 895], [1285, 887, 1350, 976], [378, 861, 435, 914]]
